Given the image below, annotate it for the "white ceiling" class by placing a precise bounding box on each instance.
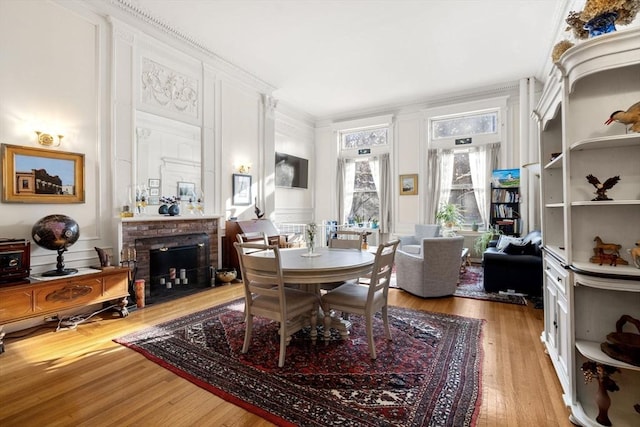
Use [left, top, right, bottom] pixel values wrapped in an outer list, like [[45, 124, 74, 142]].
[[131, 0, 571, 119]]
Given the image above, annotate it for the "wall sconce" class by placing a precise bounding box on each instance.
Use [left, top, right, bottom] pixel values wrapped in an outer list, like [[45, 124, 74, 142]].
[[238, 164, 251, 174], [35, 131, 63, 147]]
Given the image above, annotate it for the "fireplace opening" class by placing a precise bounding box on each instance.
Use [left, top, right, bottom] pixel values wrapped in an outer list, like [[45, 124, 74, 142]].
[[135, 233, 211, 305]]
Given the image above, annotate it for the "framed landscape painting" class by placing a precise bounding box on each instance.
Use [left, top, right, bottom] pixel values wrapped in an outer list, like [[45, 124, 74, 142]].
[[1, 144, 85, 203], [399, 174, 418, 196]]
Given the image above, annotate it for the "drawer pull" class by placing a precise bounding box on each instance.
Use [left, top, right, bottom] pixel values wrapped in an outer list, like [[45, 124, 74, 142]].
[[46, 285, 93, 302], [557, 277, 562, 282]]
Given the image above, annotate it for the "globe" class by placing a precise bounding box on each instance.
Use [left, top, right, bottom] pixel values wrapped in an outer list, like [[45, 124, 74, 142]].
[[32, 214, 80, 276]]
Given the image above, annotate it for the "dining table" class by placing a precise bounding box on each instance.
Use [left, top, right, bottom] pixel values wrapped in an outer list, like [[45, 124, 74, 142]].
[[248, 246, 376, 337]]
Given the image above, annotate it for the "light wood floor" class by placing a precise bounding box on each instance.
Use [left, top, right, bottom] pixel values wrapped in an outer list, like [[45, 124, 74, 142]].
[[0, 283, 573, 427]]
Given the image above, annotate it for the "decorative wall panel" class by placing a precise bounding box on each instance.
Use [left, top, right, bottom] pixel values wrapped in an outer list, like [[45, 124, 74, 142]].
[[140, 57, 199, 117]]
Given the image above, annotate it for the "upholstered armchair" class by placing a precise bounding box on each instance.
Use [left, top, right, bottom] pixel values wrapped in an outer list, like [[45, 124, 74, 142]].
[[395, 236, 464, 298], [398, 224, 441, 255]]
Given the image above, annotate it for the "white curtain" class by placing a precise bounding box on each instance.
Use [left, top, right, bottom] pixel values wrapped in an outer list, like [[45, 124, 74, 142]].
[[468, 143, 500, 229], [436, 149, 455, 214], [337, 158, 356, 223], [370, 153, 391, 233]]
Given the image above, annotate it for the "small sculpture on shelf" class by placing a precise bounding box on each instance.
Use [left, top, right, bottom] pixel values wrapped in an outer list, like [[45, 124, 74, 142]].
[[630, 240, 640, 268], [581, 361, 620, 427], [605, 101, 640, 133], [586, 174, 620, 201], [590, 236, 628, 266], [254, 197, 264, 219]]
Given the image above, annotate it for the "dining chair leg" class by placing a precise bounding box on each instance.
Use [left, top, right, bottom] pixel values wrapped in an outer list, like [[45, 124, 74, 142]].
[[278, 324, 287, 367], [242, 314, 253, 354], [310, 305, 318, 344], [366, 314, 376, 359]]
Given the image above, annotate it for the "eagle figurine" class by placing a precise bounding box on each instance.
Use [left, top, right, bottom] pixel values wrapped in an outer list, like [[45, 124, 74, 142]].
[[586, 174, 620, 201], [254, 197, 265, 219]]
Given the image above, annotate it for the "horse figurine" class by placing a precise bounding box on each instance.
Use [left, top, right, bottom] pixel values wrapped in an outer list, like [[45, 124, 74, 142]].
[[593, 236, 622, 257], [630, 240, 640, 269]]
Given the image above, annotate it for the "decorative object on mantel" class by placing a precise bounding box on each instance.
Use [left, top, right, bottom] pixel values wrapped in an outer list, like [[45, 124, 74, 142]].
[[159, 196, 179, 216], [581, 360, 620, 426], [605, 101, 640, 133], [601, 315, 640, 367], [586, 174, 620, 201], [31, 214, 80, 276], [253, 197, 264, 219], [590, 236, 628, 266]]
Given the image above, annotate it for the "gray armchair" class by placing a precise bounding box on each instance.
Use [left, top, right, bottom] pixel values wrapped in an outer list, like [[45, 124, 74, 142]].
[[398, 224, 441, 255], [395, 236, 464, 298]]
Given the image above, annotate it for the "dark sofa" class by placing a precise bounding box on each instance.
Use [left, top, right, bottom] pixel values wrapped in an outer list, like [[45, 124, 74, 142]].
[[482, 230, 543, 296]]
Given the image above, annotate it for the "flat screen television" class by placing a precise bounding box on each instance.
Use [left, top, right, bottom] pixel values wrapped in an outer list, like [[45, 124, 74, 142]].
[[275, 152, 308, 189]]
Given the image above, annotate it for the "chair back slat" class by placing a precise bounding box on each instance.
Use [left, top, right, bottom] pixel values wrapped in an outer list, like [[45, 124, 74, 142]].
[[367, 240, 400, 303], [329, 230, 363, 250], [234, 242, 286, 313]]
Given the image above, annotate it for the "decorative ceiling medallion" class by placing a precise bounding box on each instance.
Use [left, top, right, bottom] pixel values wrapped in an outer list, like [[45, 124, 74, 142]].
[[141, 57, 199, 117]]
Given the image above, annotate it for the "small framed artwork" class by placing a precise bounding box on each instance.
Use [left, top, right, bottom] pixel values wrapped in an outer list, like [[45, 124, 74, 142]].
[[1, 143, 85, 203], [232, 173, 252, 205], [149, 188, 160, 196], [399, 174, 418, 196], [177, 181, 196, 200], [148, 196, 160, 205], [148, 178, 160, 188]]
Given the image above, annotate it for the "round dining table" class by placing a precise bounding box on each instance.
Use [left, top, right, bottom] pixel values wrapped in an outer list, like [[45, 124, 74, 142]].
[[271, 246, 375, 285]]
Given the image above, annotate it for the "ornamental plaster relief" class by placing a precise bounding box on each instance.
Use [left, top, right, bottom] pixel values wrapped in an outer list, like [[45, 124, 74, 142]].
[[140, 57, 199, 118]]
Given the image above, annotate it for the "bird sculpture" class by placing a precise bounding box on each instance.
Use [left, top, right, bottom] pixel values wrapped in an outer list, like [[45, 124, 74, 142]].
[[254, 197, 264, 219], [586, 174, 620, 201], [605, 101, 640, 133]]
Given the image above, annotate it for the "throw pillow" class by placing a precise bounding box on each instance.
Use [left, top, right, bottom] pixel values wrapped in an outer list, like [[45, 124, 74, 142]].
[[503, 241, 534, 255], [496, 235, 524, 251]]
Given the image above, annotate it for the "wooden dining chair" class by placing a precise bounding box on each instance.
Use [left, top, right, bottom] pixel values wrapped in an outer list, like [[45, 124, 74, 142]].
[[233, 242, 319, 367], [236, 231, 269, 246], [328, 230, 363, 250], [320, 239, 400, 359]]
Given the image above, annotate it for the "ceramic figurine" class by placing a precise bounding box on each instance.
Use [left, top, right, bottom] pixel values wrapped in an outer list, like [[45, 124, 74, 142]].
[[586, 174, 620, 201]]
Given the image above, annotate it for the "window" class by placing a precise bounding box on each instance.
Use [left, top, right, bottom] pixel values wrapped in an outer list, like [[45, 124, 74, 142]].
[[447, 151, 482, 226], [341, 127, 388, 150], [432, 110, 498, 140], [348, 159, 379, 223]]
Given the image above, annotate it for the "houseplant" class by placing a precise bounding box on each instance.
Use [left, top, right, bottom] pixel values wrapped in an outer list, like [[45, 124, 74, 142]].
[[566, 0, 639, 39], [474, 225, 503, 255], [435, 203, 463, 236]]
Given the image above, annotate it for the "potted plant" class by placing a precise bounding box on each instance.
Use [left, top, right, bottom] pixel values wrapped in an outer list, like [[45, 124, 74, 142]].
[[435, 203, 463, 236], [474, 225, 503, 255]]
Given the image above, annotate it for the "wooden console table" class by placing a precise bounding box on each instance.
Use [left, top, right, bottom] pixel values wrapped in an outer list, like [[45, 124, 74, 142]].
[[0, 267, 130, 353]]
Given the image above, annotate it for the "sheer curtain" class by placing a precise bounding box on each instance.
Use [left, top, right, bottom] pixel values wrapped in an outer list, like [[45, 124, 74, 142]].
[[337, 158, 356, 223], [468, 143, 500, 229], [370, 153, 390, 233], [436, 149, 455, 217]]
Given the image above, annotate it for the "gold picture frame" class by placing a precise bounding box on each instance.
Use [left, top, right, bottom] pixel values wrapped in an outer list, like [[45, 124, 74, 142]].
[[399, 174, 418, 196], [1, 144, 85, 203]]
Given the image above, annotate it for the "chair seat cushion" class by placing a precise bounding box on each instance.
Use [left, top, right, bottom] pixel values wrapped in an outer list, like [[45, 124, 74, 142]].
[[322, 282, 384, 308], [253, 288, 318, 311], [402, 244, 421, 254]]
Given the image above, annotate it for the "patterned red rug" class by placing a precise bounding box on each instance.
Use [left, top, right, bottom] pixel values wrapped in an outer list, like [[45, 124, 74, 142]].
[[115, 299, 484, 426]]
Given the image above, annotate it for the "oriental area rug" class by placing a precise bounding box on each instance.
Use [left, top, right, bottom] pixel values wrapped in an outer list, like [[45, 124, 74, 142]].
[[390, 265, 527, 306], [115, 299, 484, 426]]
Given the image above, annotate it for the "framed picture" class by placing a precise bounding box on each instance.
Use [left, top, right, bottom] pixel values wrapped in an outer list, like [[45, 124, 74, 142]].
[[1, 143, 85, 203], [149, 188, 160, 196], [232, 173, 252, 205], [177, 181, 196, 200], [399, 174, 418, 196], [148, 178, 160, 188]]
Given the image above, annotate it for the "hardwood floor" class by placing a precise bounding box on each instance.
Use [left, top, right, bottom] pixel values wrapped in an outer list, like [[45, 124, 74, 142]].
[[0, 282, 573, 426]]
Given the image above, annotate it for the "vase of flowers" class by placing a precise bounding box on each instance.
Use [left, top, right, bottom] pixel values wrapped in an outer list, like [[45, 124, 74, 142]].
[[565, 0, 638, 40], [306, 222, 317, 254]]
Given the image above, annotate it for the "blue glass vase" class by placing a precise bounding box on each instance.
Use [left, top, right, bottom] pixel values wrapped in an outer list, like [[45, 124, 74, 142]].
[[584, 12, 617, 37], [168, 204, 180, 216]]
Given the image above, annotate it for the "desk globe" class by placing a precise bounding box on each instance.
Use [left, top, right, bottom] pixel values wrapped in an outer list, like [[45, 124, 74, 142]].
[[32, 214, 80, 276]]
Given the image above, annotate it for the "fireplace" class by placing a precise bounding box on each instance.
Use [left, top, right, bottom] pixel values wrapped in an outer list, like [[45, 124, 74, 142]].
[[119, 216, 219, 304]]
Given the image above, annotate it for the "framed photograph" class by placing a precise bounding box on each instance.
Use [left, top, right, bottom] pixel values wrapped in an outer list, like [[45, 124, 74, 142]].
[[1, 143, 85, 203], [148, 178, 160, 188], [149, 188, 160, 196], [177, 181, 196, 200], [148, 196, 160, 206], [399, 174, 418, 196], [232, 173, 252, 205]]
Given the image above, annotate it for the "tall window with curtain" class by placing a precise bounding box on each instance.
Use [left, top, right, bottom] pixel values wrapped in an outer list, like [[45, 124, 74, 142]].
[[337, 125, 391, 233]]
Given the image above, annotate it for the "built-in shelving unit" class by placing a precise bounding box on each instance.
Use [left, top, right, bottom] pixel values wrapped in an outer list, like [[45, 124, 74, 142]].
[[534, 27, 640, 427], [490, 185, 521, 236]]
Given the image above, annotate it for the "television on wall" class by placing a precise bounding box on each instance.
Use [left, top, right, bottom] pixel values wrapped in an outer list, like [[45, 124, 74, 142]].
[[275, 152, 308, 189]]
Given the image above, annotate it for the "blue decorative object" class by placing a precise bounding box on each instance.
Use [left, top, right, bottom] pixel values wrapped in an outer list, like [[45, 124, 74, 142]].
[[168, 204, 180, 216], [584, 12, 617, 37], [158, 204, 169, 215]]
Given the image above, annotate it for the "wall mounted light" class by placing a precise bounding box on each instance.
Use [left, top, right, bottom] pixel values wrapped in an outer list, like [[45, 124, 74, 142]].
[[35, 131, 63, 147], [237, 163, 252, 174]]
